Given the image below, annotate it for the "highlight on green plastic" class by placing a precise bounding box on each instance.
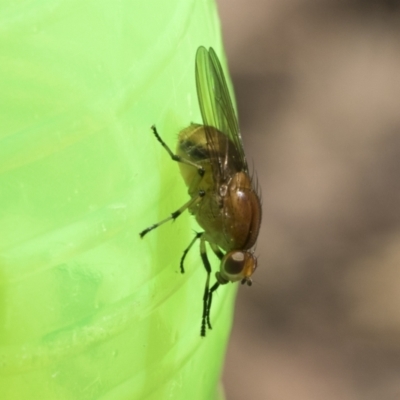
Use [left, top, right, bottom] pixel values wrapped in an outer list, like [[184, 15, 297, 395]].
[[0, 1, 237, 399]]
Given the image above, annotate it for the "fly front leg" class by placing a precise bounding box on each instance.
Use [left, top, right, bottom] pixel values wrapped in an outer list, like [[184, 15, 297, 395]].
[[205, 243, 225, 329], [200, 235, 212, 337], [206, 280, 228, 330], [180, 232, 203, 274], [139, 190, 205, 238], [151, 125, 204, 177], [209, 242, 224, 260]]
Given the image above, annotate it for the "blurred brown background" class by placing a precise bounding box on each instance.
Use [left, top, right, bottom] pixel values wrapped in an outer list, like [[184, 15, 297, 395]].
[[217, 1, 400, 399]]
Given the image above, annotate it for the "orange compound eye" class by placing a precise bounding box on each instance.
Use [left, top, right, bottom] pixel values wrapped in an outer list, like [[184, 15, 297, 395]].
[[218, 251, 257, 284]]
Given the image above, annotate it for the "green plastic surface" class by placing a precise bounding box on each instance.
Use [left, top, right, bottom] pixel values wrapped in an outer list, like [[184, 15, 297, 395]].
[[0, 0, 236, 399]]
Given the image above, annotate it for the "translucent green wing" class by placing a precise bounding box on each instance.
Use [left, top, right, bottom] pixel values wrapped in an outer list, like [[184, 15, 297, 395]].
[[195, 46, 248, 183]]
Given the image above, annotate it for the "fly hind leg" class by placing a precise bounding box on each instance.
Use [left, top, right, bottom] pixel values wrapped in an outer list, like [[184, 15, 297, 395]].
[[151, 125, 204, 177]]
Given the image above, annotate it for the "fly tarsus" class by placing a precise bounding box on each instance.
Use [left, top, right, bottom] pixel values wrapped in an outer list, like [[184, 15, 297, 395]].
[[139, 225, 156, 238]]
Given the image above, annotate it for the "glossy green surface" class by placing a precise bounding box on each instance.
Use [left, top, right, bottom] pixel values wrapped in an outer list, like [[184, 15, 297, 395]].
[[0, 1, 236, 399]]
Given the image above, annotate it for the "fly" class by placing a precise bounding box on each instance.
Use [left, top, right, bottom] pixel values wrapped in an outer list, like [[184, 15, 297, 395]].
[[140, 46, 262, 337]]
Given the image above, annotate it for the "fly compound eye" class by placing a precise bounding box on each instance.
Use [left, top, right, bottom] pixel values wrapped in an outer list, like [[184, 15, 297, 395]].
[[219, 251, 257, 283]]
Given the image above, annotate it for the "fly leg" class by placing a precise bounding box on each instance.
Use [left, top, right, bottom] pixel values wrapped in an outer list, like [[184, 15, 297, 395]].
[[151, 125, 204, 177], [205, 243, 225, 329], [209, 242, 224, 261], [139, 190, 205, 238], [180, 232, 203, 274], [200, 235, 212, 337], [206, 281, 221, 330]]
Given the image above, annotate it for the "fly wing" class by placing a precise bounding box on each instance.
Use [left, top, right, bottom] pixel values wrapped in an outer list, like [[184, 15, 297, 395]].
[[195, 46, 248, 185]]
